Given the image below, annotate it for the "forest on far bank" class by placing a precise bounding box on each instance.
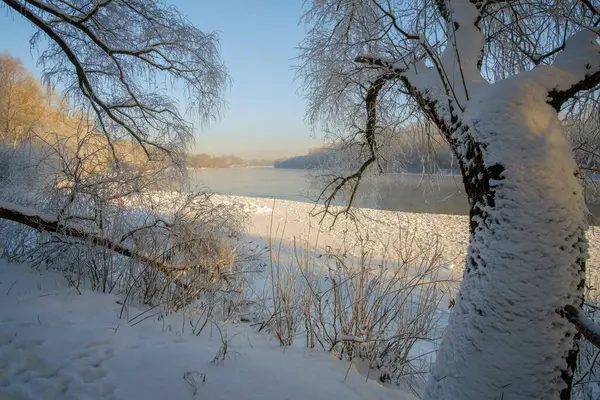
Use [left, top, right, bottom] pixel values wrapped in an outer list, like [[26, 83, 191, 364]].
[[186, 153, 273, 168]]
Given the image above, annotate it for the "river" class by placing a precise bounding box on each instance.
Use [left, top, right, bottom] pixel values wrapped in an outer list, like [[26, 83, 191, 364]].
[[189, 167, 600, 223]]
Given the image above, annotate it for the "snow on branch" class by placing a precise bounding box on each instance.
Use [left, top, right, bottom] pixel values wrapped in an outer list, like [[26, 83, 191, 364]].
[[564, 304, 600, 350], [547, 29, 600, 110], [354, 56, 409, 74], [354, 0, 487, 128], [404, 0, 487, 105], [0, 200, 186, 288]]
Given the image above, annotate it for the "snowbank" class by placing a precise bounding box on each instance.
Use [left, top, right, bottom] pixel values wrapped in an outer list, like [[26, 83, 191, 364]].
[[0, 259, 410, 400], [212, 194, 273, 215]]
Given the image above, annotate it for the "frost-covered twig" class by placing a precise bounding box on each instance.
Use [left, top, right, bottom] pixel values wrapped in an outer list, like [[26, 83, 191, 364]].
[[183, 371, 206, 396]]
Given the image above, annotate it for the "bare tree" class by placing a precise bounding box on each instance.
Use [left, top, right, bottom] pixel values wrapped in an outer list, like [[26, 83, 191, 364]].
[[298, 0, 600, 398], [0, 1, 234, 309], [0, 53, 57, 146], [1, 0, 228, 159]]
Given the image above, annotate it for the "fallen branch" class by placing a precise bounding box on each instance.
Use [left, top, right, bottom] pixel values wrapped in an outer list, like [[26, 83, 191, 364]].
[[0, 200, 185, 286]]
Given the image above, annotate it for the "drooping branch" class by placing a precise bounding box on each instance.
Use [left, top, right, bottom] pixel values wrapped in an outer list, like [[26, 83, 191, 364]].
[[0, 200, 185, 286], [313, 72, 395, 222], [353, 56, 453, 146], [3, 0, 158, 157], [564, 305, 600, 350], [2, 0, 228, 158]]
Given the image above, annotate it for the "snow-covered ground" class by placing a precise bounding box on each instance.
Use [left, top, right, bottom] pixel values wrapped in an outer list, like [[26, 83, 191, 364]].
[[2, 193, 598, 400], [0, 259, 410, 400], [214, 195, 600, 270]]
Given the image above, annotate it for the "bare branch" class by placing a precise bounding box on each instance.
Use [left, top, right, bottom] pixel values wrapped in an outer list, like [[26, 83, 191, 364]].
[[565, 304, 600, 350], [314, 71, 398, 223], [0, 199, 185, 285], [3, 0, 228, 159], [578, 0, 600, 25]]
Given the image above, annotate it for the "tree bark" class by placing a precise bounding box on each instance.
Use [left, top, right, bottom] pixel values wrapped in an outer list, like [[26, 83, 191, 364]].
[[564, 305, 600, 351]]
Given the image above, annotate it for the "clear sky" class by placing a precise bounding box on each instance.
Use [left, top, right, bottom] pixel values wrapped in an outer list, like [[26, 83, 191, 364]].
[[0, 0, 323, 159]]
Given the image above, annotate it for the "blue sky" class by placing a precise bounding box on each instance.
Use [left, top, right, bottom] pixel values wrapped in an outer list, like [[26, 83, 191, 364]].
[[0, 0, 323, 159]]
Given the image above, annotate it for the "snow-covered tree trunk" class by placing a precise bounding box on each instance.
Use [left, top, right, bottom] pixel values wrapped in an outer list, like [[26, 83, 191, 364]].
[[346, 2, 600, 396], [417, 6, 600, 398], [425, 69, 589, 399], [298, 0, 600, 396], [415, 2, 600, 391]]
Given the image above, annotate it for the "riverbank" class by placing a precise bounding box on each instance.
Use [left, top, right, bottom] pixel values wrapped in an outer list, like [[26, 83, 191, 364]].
[[189, 168, 600, 224], [2, 193, 597, 400]]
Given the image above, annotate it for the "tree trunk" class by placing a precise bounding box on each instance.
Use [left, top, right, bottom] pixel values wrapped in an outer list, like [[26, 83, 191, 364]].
[[425, 75, 587, 400]]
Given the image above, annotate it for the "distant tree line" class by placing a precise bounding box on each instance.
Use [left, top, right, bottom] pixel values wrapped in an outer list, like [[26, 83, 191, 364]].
[[274, 147, 334, 170], [0, 53, 147, 170], [275, 127, 460, 174], [186, 153, 273, 168]]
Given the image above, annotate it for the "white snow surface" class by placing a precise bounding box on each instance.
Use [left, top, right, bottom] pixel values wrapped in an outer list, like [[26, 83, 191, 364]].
[[406, 0, 488, 108], [212, 195, 273, 215], [214, 195, 600, 271], [1, 193, 599, 400], [549, 29, 600, 93], [0, 259, 410, 400]]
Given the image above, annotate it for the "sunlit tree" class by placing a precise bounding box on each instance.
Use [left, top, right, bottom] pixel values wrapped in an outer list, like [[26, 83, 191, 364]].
[[298, 0, 600, 398], [0, 53, 56, 145], [0, 1, 234, 312]]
